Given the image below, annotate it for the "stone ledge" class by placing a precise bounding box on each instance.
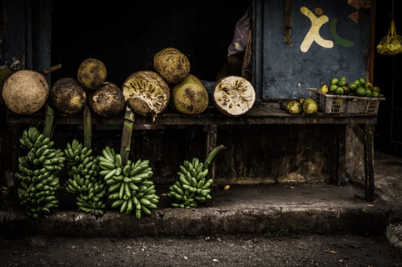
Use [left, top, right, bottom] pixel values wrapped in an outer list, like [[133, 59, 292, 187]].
[[1, 204, 400, 237]]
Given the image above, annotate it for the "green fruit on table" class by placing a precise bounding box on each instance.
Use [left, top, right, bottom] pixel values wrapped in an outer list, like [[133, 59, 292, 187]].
[[329, 84, 338, 91], [330, 78, 338, 85], [348, 83, 357, 91], [373, 86, 380, 92], [287, 101, 302, 115], [338, 80, 347, 87], [365, 89, 372, 97], [342, 86, 350, 95], [364, 82, 373, 90], [335, 87, 344, 95], [359, 78, 366, 85], [372, 91, 380, 98], [303, 98, 318, 115], [356, 87, 366, 97]]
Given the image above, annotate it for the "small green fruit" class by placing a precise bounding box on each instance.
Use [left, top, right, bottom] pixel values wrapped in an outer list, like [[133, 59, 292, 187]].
[[335, 87, 344, 95]]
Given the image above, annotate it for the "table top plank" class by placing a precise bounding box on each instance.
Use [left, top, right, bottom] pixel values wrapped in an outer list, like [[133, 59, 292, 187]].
[[6, 102, 378, 126]]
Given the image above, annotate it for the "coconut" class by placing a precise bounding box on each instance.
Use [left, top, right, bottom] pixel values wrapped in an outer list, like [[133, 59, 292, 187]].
[[171, 74, 209, 115], [50, 77, 87, 114], [77, 58, 107, 90], [153, 47, 190, 84], [213, 76, 255, 117], [122, 70, 170, 118], [2, 70, 49, 115], [88, 82, 125, 117]]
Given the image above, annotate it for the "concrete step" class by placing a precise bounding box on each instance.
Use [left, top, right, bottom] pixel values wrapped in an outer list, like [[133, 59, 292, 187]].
[[1, 184, 402, 237]]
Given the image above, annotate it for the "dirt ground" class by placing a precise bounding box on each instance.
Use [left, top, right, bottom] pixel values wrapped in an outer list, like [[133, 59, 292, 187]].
[[0, 233, 401, 267]]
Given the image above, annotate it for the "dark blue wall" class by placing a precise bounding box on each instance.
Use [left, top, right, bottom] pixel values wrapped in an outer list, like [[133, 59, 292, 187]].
[[256, 0, 371, 99]]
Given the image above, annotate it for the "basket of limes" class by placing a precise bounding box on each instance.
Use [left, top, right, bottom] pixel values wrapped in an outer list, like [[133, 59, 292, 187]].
[[309, 76, 385, 114]]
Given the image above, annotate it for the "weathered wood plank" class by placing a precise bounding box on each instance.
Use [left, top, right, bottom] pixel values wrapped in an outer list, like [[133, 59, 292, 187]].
[[364, 124, 375, 202], [337, 125, 347, 185], [205, 125, 217, 206], [6, 104, 378, 126], [348, 124, 366, 145]]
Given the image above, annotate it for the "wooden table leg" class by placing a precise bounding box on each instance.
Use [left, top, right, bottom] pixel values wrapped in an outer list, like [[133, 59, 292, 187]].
[[337, 125, 347, 185], [205, 124, 217, 206], [364, 124, 375, 202]]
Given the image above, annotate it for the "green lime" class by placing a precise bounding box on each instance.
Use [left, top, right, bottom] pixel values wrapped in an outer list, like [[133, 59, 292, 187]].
[[356, 87, 366, 97], [365, 89, 372, 97], [372, 91, 380, 98], [335, 87, 344, 95], [329, 84, 338, 91], [338, 80, 347, 86], [348, 83, 357, 91], [339, 76, 346, 82], [359, 78, 366, 85], [330, 78, 338, 85], [317, 85, 323, 92]]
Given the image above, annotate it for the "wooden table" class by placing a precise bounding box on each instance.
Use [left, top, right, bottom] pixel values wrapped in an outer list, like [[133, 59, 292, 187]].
[[3, 102, 378, 202]]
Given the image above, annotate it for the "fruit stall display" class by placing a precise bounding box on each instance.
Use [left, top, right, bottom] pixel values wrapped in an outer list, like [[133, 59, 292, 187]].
[[310, 76, 385, 114], [1, 46, 385, 218]]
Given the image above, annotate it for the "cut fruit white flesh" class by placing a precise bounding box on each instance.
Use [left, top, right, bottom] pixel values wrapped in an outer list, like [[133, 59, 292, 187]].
[[213, 76, 255, 117], [122, 71, 170, 118]]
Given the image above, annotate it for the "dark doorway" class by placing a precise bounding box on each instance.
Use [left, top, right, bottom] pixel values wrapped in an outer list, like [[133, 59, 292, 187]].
[[51, 1, 252, 86]]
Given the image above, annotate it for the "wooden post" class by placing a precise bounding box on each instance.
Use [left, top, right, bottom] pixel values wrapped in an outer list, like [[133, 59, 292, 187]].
[[120, 105, 135, 166], [205, 124, 217, 206], [364, 124, 375, 202], [337, 125, 347, 185], [83, 105, 92, 149]]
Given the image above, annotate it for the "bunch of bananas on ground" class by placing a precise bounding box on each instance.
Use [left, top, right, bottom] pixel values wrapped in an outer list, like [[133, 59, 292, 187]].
[[16, 127, 65, 218], [64, 139, 106, 216], [167, 157, 212, 208], [98, 147, 159, 218]]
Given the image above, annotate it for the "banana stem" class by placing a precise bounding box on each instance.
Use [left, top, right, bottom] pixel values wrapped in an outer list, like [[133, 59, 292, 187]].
[[203, 145, 226, 170], [120, 105, 135, 166], [43, 105, 54, 138], [83, 105, 92, 149]]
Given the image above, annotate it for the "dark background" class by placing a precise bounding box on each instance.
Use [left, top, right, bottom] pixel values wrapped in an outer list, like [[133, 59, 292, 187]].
[[372, 0, 402, 156], [50, 1, 252, 85]]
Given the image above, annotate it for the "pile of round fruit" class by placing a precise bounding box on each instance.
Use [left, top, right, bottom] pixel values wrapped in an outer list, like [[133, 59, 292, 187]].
[[317, 76, 381, 98]]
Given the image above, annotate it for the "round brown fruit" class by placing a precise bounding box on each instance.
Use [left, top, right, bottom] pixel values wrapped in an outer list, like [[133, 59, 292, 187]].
[[77, 58, 107, 90], [2, 70, 49, 115], [153, 47, 190, 84], [88, 82, 125, 117], [171, 74, 209, 115], [50, 77, 87, 114]]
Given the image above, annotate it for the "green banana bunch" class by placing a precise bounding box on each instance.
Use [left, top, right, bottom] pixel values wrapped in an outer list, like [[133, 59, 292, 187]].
[[167, 157, 211, 208], [16, 127, 65, 219], [98, 146, 159, 218], [168, 145, 226, 209], [64, 139, 106, 216]]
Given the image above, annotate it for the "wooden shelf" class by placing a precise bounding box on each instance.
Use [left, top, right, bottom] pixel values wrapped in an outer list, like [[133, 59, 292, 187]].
[[6, 103, 378, 126]]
